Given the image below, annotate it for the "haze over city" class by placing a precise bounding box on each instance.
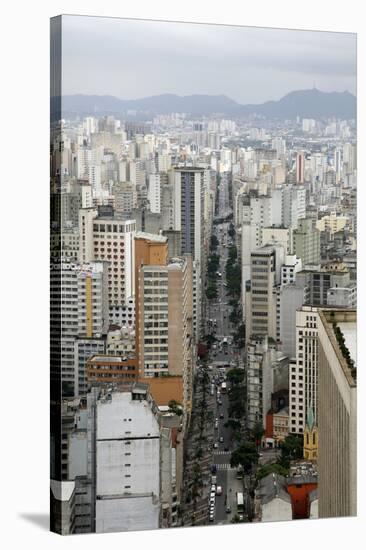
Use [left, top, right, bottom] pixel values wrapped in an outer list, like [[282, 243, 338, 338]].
[[61, 15, 357, 103]]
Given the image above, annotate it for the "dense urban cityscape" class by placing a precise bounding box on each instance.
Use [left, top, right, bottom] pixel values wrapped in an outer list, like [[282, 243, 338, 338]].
[[51, 100, 356, 533], [50, 14, 356, 537]]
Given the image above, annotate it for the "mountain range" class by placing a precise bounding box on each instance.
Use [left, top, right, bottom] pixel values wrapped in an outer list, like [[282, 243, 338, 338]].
[[52, 89, 356, 120]]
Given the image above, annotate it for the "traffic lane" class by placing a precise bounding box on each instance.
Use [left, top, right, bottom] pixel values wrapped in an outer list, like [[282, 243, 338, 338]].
[[214, 468, 228, 523]]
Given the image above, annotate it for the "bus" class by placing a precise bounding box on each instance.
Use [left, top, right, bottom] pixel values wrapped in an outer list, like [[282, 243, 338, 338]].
[[237, 492, 244, 513]]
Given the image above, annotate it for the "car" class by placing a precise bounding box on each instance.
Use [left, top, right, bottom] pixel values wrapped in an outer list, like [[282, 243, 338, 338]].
[[213, 442, 219, 449], [210, 496, 215, 504], [210, 491, 216, 499], [211, 484, 216, 492], [219, 413, 224, 419], [209, 514, 214, 522], [239, 514, 244, 521], [219, 436, 224, 443], [218, 400, 222, 406], [225, 506, 231, 514], [216, 486, 223, 496]]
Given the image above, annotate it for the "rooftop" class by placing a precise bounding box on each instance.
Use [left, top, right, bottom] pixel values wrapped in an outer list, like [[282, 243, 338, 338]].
[[135, 231, 167, 243]]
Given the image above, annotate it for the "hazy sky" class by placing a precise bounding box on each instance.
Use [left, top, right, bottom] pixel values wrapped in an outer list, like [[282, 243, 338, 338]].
[[61, 15, 356, 104]]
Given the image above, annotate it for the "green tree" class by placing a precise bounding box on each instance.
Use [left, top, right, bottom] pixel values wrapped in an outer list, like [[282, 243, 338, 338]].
[[206, 284, 218, 300], [230, 442, 259, 473], [226, 368, 245, 385], [279, 434, 303, 468]]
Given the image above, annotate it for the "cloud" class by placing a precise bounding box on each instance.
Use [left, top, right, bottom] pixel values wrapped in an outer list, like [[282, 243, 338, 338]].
[[61, 15, 356, 103]]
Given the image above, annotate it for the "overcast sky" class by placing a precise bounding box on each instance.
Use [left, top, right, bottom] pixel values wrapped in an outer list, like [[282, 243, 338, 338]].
[[61, 15, 356, 104]]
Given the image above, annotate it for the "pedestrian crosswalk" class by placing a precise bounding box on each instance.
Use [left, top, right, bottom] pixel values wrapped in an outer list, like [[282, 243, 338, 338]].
[[213, 464, 235, 470], [213, 450, 231, 455]]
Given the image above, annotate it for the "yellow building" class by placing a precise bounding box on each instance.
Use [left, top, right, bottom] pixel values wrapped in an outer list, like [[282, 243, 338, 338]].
[[303, 407, 318, 461]]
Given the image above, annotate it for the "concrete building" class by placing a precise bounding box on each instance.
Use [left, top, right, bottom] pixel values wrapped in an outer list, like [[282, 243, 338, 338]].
[[86, 355, 137, 387], [262, 226, 293, 254], [316, 214, 348, 234], [278, 284, 307, 358], [246, 335, 289, 430], [281, 185, 306, 229], [293, 218, 320, 267], [136, 255, 194, 414], [79, 208, 136, 314], [296, 263, 355, 307], [245, 244, 284, 341], [280, 254, 302, 286], [173, 167, 205, 256], [148, 173, 161, 214], [90, 385, 161, 533], [296, 151, 305, 183], [50, 260, 109, 397], [107, 326, 135, 356], [289, 306, 319, 435], [317, 309, 356, 518], [112, 182, 137, 215]]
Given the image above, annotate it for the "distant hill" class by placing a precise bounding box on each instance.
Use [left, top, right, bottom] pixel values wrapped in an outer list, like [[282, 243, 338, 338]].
[[239, 89, 356, 119], [52, 89, 356, 120]]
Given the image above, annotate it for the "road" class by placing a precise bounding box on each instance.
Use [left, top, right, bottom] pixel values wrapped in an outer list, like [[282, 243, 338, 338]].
[[202, 173, 246, 525]]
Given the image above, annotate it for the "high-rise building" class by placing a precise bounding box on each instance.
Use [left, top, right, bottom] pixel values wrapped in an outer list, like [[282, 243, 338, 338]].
[[50, 261, 109, 397], [296, 151, 305, 183], [79, 208, 136, 314], [293, 218, 320, 267], [317, 309, 356, 518], [245, 244, 284, 341], [148, 173, 161, 214], [173, 167, 204, 267], [289, 306, 319, 435]]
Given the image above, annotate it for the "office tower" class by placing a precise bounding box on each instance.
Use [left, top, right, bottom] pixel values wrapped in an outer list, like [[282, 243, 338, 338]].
[[296, 151, 305, 183], [245, 244, 284, 341], [317, 309, 356, 518], [148, 173, 161, 214], [289, 306, 319, 435], [293, 218, 320, 267], [173, 167, 204, 266], [79, 208, 136, 316]]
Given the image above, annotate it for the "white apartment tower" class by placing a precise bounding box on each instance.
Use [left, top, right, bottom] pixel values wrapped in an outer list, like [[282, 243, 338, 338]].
[[289, 306, 319, 435], [79, 208, 136, 311], [148, 173, 161, 214]]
